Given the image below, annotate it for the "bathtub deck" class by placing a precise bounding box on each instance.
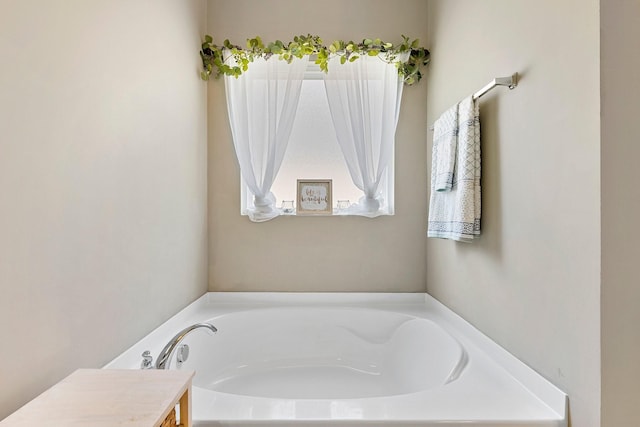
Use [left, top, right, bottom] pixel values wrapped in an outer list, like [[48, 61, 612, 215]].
[[106, 293, 567, 427]]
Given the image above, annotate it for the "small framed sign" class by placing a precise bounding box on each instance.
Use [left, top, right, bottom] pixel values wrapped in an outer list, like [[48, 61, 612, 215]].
[[297, 179, 333, 215]]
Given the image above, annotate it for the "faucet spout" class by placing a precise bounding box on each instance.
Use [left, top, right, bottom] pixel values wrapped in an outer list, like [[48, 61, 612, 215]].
[[155, 323, 217, 370]]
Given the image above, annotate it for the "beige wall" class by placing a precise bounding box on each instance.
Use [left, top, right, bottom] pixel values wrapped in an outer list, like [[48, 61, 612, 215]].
[[207, 0, 429, 292], [601, 1, 640, 426], [0, 0, 208, 419], [425, 1, 600, 426]]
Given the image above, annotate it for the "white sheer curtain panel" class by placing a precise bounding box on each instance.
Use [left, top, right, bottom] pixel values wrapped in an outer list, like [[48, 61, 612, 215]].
[[224, 56, 308, 222], [323, 54, 407, 217]]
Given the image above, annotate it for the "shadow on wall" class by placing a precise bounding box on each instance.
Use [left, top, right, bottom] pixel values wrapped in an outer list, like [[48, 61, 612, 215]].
[[475, 95, 503, 261]]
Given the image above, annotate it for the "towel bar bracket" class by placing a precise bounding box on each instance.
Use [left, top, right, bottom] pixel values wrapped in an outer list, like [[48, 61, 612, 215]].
[[473, 73, 518, 99], [494, 73, 517, 90]]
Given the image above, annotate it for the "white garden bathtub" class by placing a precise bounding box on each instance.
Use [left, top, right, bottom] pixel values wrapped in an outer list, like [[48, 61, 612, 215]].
[[106, 293, 567, 427]]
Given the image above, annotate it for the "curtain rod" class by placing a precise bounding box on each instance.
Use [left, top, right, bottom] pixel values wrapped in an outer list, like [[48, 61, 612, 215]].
[[429, 73, 518, 131]]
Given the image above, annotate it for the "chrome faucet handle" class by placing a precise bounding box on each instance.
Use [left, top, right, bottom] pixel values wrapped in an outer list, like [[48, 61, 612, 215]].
[[140, 350, 154, 369], [176, 344, 190, 368]]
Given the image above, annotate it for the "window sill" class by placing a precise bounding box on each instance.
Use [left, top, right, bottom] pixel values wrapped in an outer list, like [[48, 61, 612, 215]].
[[241, 209, 393, 218]]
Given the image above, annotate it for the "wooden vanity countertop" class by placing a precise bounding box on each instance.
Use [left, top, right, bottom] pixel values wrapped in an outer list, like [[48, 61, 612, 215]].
[[0, 368, 195, 427]]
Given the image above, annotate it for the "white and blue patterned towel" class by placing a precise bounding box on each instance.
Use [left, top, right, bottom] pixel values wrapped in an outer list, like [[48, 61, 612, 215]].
[[432, 104, 458, 192], [428, 96, 481, 241]]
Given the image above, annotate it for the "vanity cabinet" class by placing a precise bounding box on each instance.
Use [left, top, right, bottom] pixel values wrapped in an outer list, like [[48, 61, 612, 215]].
[[0, 369, 194, 427]]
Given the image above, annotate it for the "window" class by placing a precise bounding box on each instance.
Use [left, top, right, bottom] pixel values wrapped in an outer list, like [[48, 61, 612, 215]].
[[241, 63, 394, 217]]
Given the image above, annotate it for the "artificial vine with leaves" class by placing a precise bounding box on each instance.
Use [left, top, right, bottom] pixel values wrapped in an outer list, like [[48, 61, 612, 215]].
[[200, 34, 430, 86]]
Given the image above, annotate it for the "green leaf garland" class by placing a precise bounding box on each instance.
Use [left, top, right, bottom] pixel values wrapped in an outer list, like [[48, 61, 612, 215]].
[[200, 34, 430, 86]]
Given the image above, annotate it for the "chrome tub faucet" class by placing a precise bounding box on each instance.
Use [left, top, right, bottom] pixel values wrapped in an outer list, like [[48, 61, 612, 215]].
[[148, 323, 217, 370]]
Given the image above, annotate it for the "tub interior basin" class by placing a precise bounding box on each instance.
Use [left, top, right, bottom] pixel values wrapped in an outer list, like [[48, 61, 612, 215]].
[[176, 307, 467, 399]]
